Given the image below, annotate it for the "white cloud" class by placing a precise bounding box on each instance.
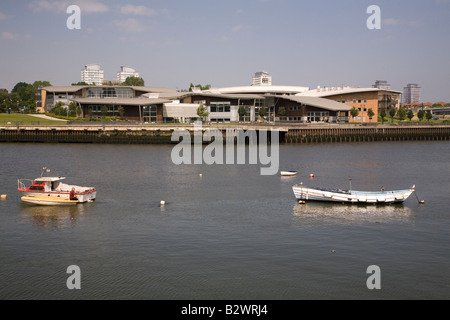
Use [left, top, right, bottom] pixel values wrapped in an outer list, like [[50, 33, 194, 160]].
[[232, 25, 243, 32], [29, 0, 108, 14], [383, 18, 399, 26], [1, 31, 20, 40], [113, 18, 147, 33], [120, 4, 156, 16]]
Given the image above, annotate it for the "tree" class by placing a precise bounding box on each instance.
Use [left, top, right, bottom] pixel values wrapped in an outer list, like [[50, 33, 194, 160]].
[[50, 101, 66, 116], [397, 107, 406, 121], [197, 104, 209, 122], [350, 107, 359, 120], [72, 81, 89, 86], [238, 106, 247, 121], [417, 109, 425, 121], [12, 82, 35, 108], [278, 107, 286, 120], [259, 107, 267, 118], [407, 110, 414, 121], [101, 105, 108, 118], [121, 77, 145, 86], [189, 83, 211, 92], [389, 108, 397, 123], [67, 102, 77, 117], [33, 81, 51, 89], [118, 106, 125, 119], [379, 109, 387, 124], [425, 110, 433, 121], [367, 108, 375, 120]]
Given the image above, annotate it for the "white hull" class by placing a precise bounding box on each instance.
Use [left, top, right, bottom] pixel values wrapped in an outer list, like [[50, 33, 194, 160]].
[[281, 171, 297, 176], [293, 185, 414, 204]]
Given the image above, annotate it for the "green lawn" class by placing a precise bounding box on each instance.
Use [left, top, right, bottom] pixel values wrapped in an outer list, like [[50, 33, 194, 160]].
[[0, 114, 67, 126]]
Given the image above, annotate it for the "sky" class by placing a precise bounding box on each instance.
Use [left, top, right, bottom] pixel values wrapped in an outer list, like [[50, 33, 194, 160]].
[[0, 0, 449, 102]]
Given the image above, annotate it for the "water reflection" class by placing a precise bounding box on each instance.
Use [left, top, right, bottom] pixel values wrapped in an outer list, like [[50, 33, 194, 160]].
[[292, 201, 415, 226], [20, 203, 87, 229]]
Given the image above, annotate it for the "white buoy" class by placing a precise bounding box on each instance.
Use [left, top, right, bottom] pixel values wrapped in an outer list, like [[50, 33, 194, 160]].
[[160, 200, 166, 207], [1, 195, 7, 200]]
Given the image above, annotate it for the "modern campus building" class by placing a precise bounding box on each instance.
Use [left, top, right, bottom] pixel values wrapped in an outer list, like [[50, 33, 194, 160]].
[[299, 86, 401, 123], [117, 66, 140, 84], [403, 84, 422, 104], [37, 71, 402, 124], [81, 64, 104, 85]]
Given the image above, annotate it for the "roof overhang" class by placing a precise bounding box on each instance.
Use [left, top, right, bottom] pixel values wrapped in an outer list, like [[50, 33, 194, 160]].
[[70, 98, 171, 106], [272, 95, 352, 112]]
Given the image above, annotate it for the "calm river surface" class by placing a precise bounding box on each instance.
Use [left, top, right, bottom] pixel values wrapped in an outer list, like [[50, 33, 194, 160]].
[[0, 141, 449, 300]]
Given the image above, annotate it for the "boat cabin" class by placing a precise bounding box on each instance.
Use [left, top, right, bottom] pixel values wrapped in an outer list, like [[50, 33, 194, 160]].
[[28, 177, 67, 192]]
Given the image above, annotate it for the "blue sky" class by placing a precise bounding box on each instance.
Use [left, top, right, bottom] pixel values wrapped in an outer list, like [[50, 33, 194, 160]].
[[0, 0, 449, 102]]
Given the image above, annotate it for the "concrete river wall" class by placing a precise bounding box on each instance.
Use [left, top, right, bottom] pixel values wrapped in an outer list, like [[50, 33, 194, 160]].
[[0, 124, 449, 144]]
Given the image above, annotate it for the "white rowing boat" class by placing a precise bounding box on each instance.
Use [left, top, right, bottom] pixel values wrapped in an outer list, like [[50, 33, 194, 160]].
[[293, 184, 415, 204]]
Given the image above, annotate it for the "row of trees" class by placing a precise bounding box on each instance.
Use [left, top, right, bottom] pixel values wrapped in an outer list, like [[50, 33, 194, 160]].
[[0, 81, 51, 113], [71, 77, 146, 87], [350, 107, 434, 123]]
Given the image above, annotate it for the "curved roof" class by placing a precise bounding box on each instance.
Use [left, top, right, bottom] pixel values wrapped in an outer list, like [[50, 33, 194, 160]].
[[71, 97, 171, 106], [299, 87, 402, 97], [273, 95, 352, 112], [215, 85, 310, 95]]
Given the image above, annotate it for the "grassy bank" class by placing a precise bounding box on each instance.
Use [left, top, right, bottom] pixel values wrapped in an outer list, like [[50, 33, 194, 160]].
[[0, 114, 67, 126]]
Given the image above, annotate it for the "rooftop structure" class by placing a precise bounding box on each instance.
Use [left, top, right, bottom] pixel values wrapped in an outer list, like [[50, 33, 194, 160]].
[[252, 71, 272, 86], [372, 80, 391, 90]]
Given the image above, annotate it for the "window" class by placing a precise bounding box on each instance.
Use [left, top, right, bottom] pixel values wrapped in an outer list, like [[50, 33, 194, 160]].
[[143, 106, 157, 123], [307, 111, 329, 122], [210, 102, 231, 113]]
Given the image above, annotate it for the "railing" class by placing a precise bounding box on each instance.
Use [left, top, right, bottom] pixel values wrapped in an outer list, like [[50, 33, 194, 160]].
[[18, 179, 34, 190]]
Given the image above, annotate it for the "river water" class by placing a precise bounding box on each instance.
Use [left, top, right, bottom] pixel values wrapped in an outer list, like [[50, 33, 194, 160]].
[[0, 141, 448, 300]]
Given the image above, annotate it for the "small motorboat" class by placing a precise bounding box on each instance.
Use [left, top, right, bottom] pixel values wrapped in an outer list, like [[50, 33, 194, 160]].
[[21, 195, 79, 206], [18, 167, 96, 205], [281, 171, 297, 176]]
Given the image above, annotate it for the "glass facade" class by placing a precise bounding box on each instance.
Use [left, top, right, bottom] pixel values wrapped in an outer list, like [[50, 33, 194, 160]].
[[210, 102, 231, 113], [307, 111, 330, 122], [87, 87, 133, 98], [142, 106, 157, 123]]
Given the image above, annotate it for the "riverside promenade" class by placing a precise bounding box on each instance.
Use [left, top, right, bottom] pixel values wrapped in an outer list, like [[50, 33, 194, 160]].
[[0, 122, 449, 144]]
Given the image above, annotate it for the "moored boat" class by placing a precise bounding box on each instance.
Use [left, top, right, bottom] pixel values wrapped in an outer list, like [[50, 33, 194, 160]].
[[281, 171, 297, 176], [292, 183, 415, 204], [18, 168, 96, 204]]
